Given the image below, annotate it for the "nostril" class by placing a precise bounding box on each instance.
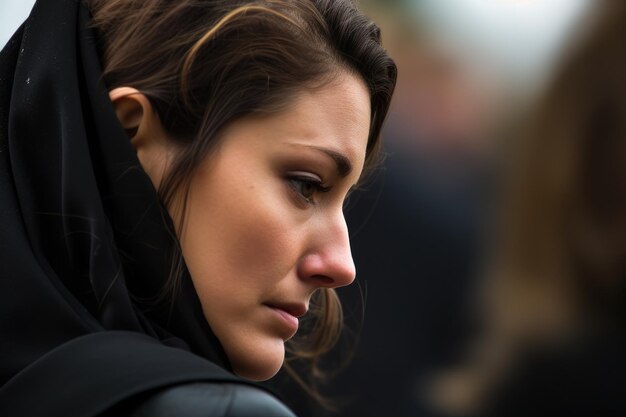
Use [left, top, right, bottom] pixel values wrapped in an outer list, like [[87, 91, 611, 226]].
[[312, 275, 334, 286]]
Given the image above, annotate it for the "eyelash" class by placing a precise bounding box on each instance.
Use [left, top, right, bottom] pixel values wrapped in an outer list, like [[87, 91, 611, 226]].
[[287, 172, 331, 205]]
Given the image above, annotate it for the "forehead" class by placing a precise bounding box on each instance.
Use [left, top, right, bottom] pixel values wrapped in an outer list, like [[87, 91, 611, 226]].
[[208, 71, 372, 185]]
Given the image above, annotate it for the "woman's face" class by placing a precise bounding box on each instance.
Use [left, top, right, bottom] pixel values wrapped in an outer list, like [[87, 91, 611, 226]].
[[181, 72, 370, 380], [121, 70, 370, 380]]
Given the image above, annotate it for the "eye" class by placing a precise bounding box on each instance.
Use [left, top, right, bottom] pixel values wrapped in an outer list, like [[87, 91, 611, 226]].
[[287, 172, 331, 205]]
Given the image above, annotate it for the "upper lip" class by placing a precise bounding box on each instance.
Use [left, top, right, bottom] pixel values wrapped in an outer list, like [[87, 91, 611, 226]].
[[266, 302, 308, 318]]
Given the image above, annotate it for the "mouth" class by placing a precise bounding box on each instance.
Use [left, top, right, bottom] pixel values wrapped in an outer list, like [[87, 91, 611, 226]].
[[263, 302, 308, 337], [266, 302, 308, 318]]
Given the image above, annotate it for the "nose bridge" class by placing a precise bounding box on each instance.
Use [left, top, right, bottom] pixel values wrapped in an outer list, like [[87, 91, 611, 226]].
[[308, 209, 356, 289]]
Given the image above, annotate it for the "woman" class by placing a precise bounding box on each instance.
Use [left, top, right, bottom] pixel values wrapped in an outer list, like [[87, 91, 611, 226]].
[[0, 0, 396, 415]]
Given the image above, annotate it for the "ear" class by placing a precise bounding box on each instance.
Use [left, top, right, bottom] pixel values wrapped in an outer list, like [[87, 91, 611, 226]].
[[109, 87, 152, 141], [109, 87, 174, 189]]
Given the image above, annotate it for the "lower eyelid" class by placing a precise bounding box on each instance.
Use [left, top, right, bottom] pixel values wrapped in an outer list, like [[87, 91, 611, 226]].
[[286, 181, 314, 208]]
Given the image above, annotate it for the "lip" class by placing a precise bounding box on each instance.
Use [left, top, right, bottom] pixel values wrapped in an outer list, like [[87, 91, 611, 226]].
[[268, 302, 307, 318], [264, 302, 307, 336]]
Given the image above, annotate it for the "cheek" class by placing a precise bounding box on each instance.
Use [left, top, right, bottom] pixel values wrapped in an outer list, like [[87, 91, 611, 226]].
[[219, 206, 295, 290], [181, 161, 301, 298]]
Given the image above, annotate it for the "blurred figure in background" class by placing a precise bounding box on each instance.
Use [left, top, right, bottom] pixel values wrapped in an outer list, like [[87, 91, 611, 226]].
[[431, 2, 626, 416], [336, 16, 496, 417]]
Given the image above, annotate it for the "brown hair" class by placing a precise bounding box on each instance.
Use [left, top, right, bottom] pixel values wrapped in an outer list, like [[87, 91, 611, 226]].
[[86, 0, 396, 400], [430, 2, 626, 414]]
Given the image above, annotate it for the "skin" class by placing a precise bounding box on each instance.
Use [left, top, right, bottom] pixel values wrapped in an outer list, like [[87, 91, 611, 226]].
[[109, 71, 371, 381]]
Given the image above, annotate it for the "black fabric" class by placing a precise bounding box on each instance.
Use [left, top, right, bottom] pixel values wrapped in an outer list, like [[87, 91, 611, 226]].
[[0, 0, 265, 415], [0, 332, 242, 417]]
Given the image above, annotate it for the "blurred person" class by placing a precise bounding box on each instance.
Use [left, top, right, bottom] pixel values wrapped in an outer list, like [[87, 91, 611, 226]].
[[335, 32, 494, 417], [429, 2, 626, 416]]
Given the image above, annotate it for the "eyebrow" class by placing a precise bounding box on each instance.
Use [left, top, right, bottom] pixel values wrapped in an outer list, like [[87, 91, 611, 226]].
[[303, 145, 353, 178]]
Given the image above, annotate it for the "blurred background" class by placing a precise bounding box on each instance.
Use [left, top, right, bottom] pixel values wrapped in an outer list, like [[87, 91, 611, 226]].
[[1, 0, 34, 48], [4, 1, 625, 416]]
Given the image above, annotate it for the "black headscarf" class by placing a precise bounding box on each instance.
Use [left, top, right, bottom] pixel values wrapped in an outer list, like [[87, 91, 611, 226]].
[[0, 0, 254, 414]]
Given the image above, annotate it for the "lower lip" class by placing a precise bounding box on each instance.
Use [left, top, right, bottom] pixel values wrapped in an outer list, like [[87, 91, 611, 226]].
[[267, 306, 299, 334]]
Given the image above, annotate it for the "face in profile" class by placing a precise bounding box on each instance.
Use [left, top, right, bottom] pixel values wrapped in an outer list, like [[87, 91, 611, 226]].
[[111, 71, 371, 381]]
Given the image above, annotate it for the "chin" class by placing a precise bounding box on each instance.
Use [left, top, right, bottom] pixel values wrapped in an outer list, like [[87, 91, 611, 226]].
[[228, 339, 286, 381]]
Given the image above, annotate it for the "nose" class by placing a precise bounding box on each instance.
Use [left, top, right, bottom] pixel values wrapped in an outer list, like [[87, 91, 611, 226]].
[[298, 212, 356, 289]]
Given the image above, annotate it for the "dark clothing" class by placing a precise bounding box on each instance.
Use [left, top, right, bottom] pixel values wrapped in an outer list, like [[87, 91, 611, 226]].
[[117, 383, 296, 417], [335, 147, 484, 417]]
